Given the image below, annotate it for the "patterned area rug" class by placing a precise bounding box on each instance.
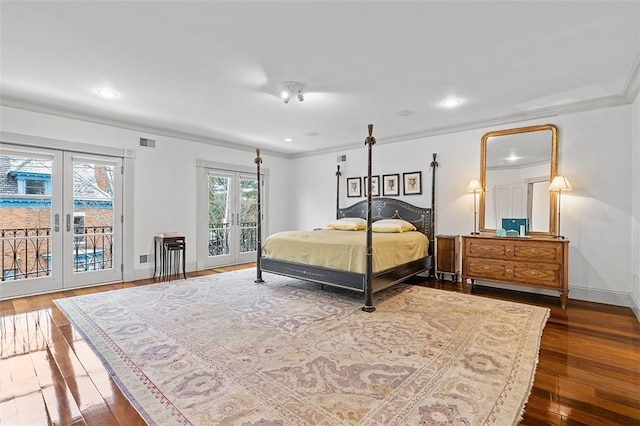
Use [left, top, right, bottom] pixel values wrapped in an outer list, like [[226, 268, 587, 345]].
[[55, 269, 549, 425]]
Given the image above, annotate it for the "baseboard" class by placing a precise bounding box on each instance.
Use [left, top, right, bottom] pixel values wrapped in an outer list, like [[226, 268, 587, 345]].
[[133, 260, 197, 281], [569, 285, 633, 308], [474, 280, 633, 308], [632, 272, 640, 322], [134, 266, 155, 281]]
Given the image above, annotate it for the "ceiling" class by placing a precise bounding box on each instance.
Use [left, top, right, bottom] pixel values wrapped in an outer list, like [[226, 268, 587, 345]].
[[1, 1, 639, 157]]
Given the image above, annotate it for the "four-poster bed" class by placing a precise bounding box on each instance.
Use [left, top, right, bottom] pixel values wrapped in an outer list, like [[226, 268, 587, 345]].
[[255, 125, 438, 311]]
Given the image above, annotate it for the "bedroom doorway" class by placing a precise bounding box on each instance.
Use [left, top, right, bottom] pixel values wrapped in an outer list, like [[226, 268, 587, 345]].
[[201, 169, 259, 268], [1, 145, 123, 299]]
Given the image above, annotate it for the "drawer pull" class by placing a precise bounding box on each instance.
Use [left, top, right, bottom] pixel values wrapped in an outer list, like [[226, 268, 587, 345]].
[[483, 266, 490, 271], [530, 271, 539, 277], [481, 247, 489, 252], [531, 249, 539, 256], [506, 248, 513, 254], [506, 268, 513, 274]]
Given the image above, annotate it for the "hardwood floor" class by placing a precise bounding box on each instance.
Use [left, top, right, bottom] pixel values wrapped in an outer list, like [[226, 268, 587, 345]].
[[1, 264, 638, 425]]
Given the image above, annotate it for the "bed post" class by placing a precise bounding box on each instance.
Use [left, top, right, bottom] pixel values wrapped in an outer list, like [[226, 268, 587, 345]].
[[255, 149, 264, 283], [336, 164, 341, 219], [362, 124, 376, 313], [430, 152, 439, 278]]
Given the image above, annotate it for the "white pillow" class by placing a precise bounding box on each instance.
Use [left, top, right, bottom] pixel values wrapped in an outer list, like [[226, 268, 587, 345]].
[[372, 219, 416, 233], [326, 217, 366, 231]]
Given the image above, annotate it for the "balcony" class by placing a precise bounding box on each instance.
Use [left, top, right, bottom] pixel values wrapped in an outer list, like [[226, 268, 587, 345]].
[[208, 222, 257, 256], [1, 226, 113, 281]]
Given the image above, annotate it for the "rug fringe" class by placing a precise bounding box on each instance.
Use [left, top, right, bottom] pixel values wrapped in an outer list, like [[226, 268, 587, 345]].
[[517, 307, 551, 423]]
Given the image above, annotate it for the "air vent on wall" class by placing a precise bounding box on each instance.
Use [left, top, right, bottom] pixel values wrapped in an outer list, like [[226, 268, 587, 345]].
[[140, 137, 156, 148]]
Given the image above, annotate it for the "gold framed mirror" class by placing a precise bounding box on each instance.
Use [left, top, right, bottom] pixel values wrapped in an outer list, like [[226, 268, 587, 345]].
[[479, 124, 558, 236]]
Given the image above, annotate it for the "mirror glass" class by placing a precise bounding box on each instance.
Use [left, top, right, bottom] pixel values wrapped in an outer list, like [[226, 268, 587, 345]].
[[479, 124, 558, 235]]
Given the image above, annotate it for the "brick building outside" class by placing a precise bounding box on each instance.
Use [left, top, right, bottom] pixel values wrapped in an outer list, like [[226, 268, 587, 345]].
[[1, 154, 114, 281]]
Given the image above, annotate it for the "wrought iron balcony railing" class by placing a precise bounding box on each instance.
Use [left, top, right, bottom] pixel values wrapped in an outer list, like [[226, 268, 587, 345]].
[[2, 222, 254, 281], [208, 222, 257, 256], [1, 226, 113, 281]]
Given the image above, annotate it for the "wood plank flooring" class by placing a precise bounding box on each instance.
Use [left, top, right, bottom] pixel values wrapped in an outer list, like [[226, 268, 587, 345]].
[[1, 264, 638, 425]]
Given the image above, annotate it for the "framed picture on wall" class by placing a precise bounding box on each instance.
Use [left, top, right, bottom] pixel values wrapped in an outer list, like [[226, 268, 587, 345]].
[[403, 171, 422, 195], [364, 175, 380, 197], [347, 177, 362, 197], [382, 174, 400, 196]]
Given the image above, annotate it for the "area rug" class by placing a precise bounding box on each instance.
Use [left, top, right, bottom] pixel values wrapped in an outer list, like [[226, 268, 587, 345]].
[[54, 269, 549, 425]]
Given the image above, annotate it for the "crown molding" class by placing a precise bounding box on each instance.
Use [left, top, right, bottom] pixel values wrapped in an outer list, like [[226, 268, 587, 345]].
[[1, 93, 631, 161], [0, 95, 288, 159], [290, 94, 631, 159]]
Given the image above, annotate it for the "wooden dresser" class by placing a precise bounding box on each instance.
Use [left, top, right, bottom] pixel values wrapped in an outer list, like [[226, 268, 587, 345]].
[[461, 235, 569, 308]]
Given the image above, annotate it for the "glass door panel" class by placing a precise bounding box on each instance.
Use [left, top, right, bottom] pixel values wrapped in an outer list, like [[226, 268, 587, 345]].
[[63, 154, 122, 288], [204, 170, 258, 267], [237, 174, 258, 262], [208, 173, 232, 263], [0, 146, 61, 298]]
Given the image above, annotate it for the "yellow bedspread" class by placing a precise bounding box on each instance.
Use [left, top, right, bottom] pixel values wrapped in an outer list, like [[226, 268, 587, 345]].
[[262, 229, 429, 274]]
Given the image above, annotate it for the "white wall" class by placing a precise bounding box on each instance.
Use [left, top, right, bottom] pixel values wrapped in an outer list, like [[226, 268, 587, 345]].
[[291, 105, 634, 307], [0, 106, 291, 280], [1, 103, 636, 308]]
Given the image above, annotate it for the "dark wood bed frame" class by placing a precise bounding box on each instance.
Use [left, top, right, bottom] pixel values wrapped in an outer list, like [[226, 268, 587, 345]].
[[254, 125, 438, 312]]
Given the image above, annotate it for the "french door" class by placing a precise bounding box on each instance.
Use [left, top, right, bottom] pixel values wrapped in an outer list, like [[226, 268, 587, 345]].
[[202, 169, 258, 268], [0, 145, 123, 299]]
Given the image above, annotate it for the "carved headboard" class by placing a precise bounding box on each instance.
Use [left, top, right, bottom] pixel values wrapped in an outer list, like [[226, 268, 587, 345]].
[[337, 197, 433, 242]]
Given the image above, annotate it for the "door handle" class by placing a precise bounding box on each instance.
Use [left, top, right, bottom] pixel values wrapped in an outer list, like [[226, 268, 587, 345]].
[[66, 214, 71, 232], [54, 214, 60, 232]]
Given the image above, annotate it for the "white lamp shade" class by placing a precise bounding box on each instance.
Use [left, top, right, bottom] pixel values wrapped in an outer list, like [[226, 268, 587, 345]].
[[549, 176, 572, 191], [467, 179, 482, 192]]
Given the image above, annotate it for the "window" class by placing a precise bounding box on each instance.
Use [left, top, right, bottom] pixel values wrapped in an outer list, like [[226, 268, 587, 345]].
[[25, 179, 46, 195], [7, 171, 52, 195]]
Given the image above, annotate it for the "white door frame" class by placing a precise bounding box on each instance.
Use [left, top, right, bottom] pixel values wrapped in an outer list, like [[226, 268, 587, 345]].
[[1, 132, 134, 298], [196, 159, 267, 270]]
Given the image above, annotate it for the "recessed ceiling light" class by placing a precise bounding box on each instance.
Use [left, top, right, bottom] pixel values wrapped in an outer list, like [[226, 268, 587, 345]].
[[442, 99, 461, 108], [284, 138, 293, 142], [97, 89, 118, 98]]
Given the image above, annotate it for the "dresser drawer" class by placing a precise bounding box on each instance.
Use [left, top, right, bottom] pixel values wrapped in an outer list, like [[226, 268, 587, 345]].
[[464, 238, 563, 264], [464, 258, 509, 280], [511, 262, 562, 288], [464, 258, 563, 289], [512, 241, 563, 263]]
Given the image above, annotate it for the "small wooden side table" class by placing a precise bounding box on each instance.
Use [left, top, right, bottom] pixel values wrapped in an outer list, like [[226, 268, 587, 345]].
[[154, 233, 186, 281], [435, 235, 460, 282]]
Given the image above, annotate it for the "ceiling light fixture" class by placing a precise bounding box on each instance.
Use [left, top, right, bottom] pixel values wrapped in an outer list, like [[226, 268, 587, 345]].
[[97, 89, 118, 98], [280, 81, 304, 104], [442, 98, 461, 108]]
